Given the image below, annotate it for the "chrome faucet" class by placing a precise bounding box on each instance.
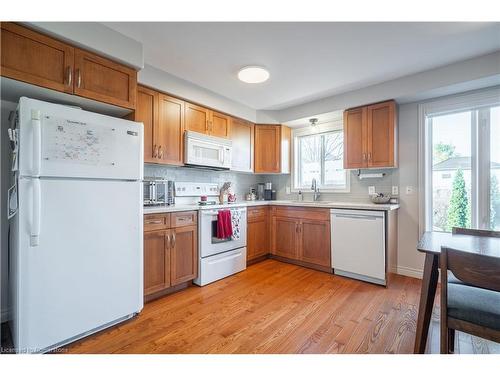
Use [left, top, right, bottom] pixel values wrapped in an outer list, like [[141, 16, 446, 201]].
[[311, 178, 320, 201]]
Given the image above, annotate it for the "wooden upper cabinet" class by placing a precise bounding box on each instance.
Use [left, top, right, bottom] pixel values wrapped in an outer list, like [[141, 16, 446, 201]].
[[0, 23, 138, 110], [170, 225, 198, 286], [231, 118, 254, 172], [157, 94, 185, 165], [136, 86, 158, 164], [74, 48, 137, 109], [367, 101, 396, 168], [1, 22, 74, 93], [211, 111, 231, 138], [343, 100, 397, 169], [254, 124, 291, 174], [344, 107, 367, 169], [144, 230, 171, 296], [185, 102, 210, 134]]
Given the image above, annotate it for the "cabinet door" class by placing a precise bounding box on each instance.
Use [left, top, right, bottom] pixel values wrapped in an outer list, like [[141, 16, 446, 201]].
[[185, 102, 210, 135], [299, 220, 331, 267], [144, 230, 171, 296], [272, 217, 299, 259], [157, 94, 185, 166], [74, 48, 137, 109], [247, 217, 269, 261], [1, 23, 74, 93], [170, 226, 198, 286], [367, 101, 396, 168], [136, 86, 159, 163], [254, 125, 280, 173], [231, 118, 254, 172], [211, 111, 231, 138], [343, 107, 368, 169]]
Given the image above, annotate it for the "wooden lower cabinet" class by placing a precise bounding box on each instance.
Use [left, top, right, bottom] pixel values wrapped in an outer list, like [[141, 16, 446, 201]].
[[170, 225, 198, 285], [143, 212, 198, 300], [247, 207, 270, 261], [270, 207, 331, 271], [144, 230, 171, 295], [299, 219, 331, 267]]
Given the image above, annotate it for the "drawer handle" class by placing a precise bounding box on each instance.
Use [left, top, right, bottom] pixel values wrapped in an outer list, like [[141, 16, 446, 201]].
[[177, 217, 191, 222], [146, 219, 163, 225]]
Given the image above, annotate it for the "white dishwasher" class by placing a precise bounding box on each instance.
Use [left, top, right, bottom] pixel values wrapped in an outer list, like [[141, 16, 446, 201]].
[[330, 209, 386, 285]]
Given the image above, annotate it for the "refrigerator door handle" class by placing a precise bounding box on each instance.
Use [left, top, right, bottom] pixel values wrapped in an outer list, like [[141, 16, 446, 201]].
[[31, 179, 41, 247], [32, 110, 42, 176]]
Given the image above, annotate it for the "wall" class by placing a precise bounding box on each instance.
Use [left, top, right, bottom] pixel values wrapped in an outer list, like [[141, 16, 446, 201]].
[[139, 65, 258, 123], [1, 100, 17, 323]]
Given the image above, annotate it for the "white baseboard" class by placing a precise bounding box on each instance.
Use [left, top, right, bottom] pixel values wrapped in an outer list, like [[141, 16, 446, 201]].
[[396, 266, 423, 279], [1, 308, 10, 323]]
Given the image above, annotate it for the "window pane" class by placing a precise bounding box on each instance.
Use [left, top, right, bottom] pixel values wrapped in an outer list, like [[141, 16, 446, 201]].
[[299, 134, 321, 187], [431, 111, 472, 232], [490, 106, 500, 230], [323, 131, 345, 186]]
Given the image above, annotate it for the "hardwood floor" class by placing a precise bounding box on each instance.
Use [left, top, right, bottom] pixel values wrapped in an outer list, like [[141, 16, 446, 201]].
[[66, 260, 423, 354]]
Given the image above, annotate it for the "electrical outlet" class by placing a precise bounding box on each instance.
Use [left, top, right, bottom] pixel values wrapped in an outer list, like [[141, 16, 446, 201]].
[[368, 186, 376, 195], [392, 186, 399, 195], [406, 186, 414, 195], [285, 186, 291, 194]]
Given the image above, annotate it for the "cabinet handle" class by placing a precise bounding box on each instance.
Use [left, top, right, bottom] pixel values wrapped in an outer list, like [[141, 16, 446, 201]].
[[153, 145, 158, 158], [362, 153, 367, 161], [171, 233, 176, 248], [368, 152, 372, 161], [76, 69, 82, 88], [206, 120, 209, 132], [158, 145, 163, 159], [165, 233, 171, 249], [146, 219, 163, 225], [66, 66, 72, 87]]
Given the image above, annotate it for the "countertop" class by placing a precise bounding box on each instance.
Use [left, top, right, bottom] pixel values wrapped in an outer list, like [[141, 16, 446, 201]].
[[144, 200, 400, 214]]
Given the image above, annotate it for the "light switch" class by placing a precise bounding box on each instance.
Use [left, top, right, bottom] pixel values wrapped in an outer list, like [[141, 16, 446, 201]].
[[406, 186, 414, 195], [368, 186, 376, 195], [392, 186, 399, 195]]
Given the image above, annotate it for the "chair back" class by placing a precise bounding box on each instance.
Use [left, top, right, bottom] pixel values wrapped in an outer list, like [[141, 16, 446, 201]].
[[452, 227, 500, 238], [441, 247, 500, 292]]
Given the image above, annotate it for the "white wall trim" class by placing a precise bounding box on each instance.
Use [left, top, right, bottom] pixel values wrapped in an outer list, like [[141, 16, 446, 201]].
[[396, 266, 423, 279]]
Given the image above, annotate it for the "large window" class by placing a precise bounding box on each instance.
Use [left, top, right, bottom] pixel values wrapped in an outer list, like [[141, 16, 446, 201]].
[[421, 88, 500, 232], [292, 122, 349, 192]]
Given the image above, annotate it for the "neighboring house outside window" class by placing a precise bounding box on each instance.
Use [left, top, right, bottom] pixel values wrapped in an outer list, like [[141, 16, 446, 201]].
[[292, 120, 350, 192]]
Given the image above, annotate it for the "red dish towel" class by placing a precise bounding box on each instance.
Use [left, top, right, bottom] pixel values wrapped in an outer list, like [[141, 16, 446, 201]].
[[217, 210, 232, 239]]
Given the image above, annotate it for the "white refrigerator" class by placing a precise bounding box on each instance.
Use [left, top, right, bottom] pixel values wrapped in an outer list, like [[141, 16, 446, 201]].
[[9, 97, 144, 353]]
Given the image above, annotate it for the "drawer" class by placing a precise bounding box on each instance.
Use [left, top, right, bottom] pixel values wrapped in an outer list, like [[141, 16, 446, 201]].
[[272, 206, 330, 221], [247, 206, 268, 220], [144, 214, 170, 231], [171, 211, 198, 228]]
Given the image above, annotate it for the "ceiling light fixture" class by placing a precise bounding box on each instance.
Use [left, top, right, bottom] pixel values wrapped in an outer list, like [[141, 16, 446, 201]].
[[309, 118, 319, 127], [238, 66, 270, 84]]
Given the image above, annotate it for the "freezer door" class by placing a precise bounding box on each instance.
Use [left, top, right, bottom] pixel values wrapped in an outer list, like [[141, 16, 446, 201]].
[[14, 178, 143, 352], [18, 97, 143, 180]]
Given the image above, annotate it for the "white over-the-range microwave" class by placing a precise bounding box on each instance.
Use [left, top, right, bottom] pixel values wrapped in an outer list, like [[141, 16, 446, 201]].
[[184, 131, 232, 170]]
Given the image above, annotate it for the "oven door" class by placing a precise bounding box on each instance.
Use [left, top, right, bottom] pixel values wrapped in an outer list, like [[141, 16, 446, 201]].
[[199, 208, 247, 258]]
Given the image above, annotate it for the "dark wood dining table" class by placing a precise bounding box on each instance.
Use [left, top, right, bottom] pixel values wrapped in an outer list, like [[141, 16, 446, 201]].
[[414, 231, 500, 353]]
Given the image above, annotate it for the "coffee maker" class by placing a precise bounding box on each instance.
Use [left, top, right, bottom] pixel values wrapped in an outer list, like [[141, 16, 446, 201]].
[[264, 182, 273, 200]]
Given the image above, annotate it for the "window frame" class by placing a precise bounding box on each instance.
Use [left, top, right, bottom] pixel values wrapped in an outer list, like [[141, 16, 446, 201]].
[[291, 120, 350, 193], [418, 87, 500, 233]]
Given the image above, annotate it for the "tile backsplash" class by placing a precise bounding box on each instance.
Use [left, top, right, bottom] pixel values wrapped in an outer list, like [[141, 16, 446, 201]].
[[145, 164, 397, 204], [144, 164, 266, 199]]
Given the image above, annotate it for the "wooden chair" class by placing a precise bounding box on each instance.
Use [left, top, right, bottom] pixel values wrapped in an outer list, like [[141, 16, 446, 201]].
[[440, 246, 500, 354]]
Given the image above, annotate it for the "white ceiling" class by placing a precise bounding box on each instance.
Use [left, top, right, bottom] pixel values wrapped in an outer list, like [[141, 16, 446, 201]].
[[104, 22, 500, 111]]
